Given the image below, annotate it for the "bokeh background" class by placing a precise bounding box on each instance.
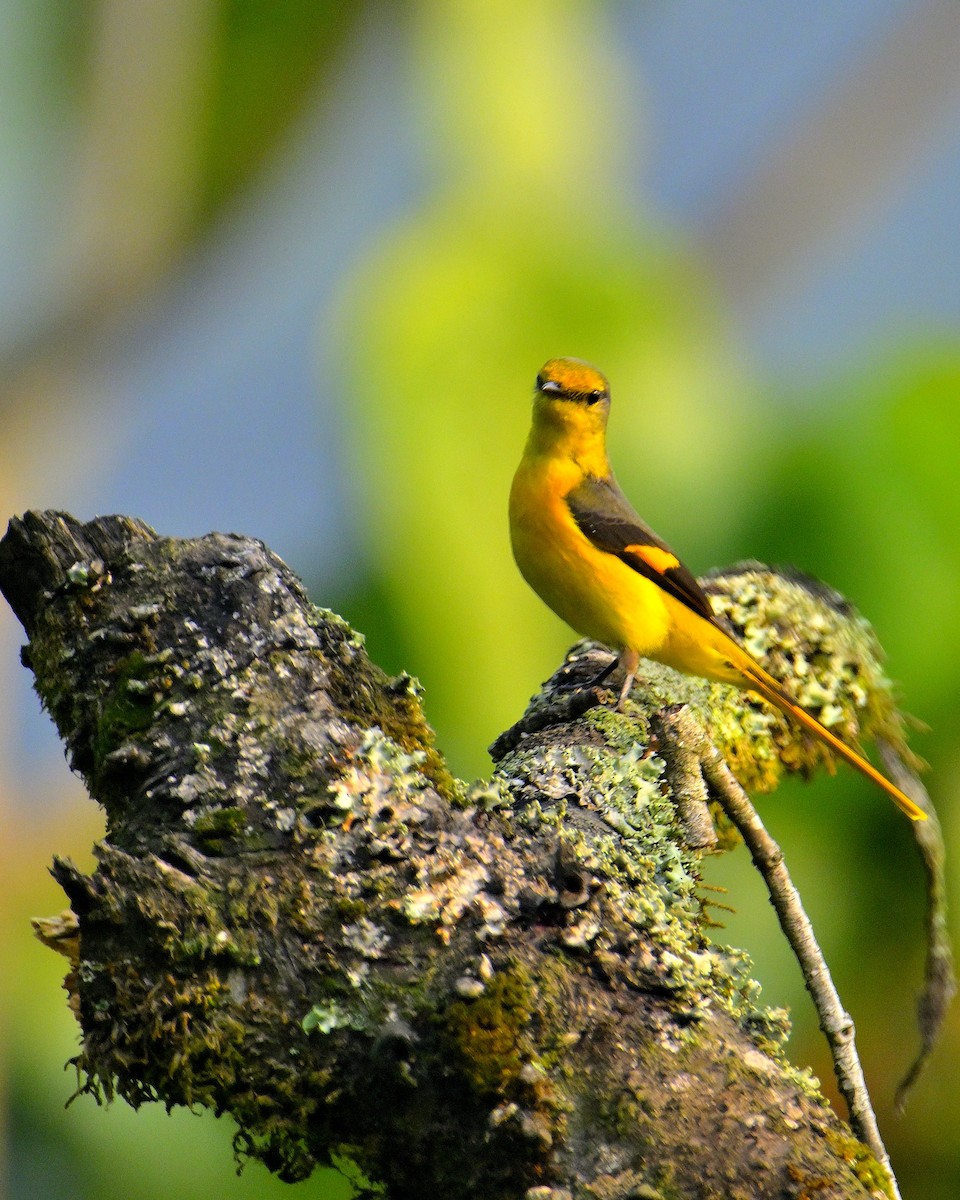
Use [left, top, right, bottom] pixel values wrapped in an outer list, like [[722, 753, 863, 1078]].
[[4, 2, 960, 1196]]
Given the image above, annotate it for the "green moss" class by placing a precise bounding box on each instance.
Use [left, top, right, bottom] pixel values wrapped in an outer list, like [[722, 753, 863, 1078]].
[[821, 1128, 894, 1198], [310, 606, 460, 803], [703, 565, 917, 789], [192, 806, 248, 854], [333, 897, 371, 923], [141, 878, 263, 967], [91, 651, 162, 770], [77, 964, 248, 1110], [444, 964, 536, 1096]]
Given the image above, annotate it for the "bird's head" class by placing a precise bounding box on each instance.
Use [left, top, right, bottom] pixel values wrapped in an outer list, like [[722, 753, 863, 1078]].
[[531, 358, 611, 449]]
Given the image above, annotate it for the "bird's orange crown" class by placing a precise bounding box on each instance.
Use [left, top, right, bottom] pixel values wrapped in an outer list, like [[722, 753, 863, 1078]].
[[537, 358, 610, 402]]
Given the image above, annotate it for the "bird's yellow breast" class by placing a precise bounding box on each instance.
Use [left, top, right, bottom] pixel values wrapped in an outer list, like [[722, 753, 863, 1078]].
[[509, 453, 673, 656]]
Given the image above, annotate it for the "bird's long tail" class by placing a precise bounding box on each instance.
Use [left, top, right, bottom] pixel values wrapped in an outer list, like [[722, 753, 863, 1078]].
[[731, 651, 926, 822]]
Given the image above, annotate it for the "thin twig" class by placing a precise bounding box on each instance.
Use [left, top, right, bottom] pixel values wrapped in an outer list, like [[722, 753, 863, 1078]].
[[658, 705, 902, 1200], [876, 738, 955, 1109]]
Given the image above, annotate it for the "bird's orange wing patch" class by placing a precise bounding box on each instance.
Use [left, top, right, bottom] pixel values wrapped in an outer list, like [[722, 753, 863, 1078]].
[[623, 543, 680, 575]]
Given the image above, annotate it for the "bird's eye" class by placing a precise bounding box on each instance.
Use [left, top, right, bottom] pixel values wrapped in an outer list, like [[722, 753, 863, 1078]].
[[586, 389, 605, 404], [538, 377, 564, 396]]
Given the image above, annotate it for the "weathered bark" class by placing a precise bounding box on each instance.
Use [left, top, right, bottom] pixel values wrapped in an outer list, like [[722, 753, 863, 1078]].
[[1, 511, 894, 1199]]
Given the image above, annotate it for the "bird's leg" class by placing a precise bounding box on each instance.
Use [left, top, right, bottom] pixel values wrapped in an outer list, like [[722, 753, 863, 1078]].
[[616, 648, 639, 710]]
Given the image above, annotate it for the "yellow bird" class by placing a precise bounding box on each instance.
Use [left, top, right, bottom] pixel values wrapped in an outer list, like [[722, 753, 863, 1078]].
[[509, 356, 925, 821]]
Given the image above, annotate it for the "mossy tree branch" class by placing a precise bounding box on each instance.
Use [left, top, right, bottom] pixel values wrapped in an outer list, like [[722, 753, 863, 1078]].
[[1, 510, 907, 1200]]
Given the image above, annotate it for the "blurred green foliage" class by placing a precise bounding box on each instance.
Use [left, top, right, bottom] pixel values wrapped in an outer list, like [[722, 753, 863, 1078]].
[[197, 0, 361, 220], [755, 350, 960, 712]]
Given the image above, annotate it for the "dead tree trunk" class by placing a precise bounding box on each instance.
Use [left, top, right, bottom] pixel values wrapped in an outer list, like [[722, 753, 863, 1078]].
[[0, 510, 893, 1199]]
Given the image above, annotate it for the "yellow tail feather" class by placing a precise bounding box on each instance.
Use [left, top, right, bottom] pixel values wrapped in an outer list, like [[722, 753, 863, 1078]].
[[734, 656, 926, 822]]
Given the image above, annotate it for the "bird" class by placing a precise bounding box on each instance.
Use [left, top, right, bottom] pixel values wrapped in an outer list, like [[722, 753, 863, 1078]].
[[509, 356, 925, 821]]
